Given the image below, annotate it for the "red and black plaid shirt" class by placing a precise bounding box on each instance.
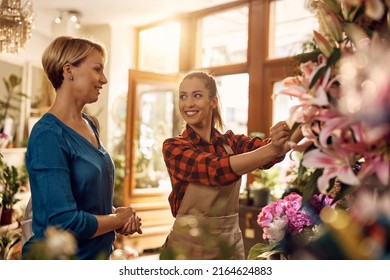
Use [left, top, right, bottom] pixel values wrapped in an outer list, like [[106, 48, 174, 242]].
[[162, 125, 282, 217]]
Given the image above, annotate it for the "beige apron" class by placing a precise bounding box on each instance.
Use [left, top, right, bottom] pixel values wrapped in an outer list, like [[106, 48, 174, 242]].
[[164, 144, 245, 260]]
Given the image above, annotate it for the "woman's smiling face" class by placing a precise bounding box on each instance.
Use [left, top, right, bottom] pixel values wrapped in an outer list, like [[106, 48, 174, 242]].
[[70, 49, 108, 104], [178, 77, 217, 129]]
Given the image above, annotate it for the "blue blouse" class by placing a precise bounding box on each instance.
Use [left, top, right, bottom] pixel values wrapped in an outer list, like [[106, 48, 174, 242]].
[[22, 113, 115, 260]]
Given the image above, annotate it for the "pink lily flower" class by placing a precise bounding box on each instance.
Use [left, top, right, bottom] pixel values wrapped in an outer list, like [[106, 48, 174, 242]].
[[287, 140, 313, 153], [360, 156, 390, 187], [348, 123, 390, 186], [302, 148, 360, 193], [317, 116, 355, 148]]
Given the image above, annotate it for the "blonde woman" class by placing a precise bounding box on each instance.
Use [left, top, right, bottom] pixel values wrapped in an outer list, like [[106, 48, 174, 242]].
[[22, 36, 141, 260]]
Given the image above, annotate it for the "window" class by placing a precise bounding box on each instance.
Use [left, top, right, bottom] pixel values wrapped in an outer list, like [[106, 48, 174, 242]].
[[216, 73, 249, 134], [138, 22, 181, 73], [135, 85, 174, 191], [272, 80, 300, 125], [269, 0, 318, 58], [197, 6, 248, 67]]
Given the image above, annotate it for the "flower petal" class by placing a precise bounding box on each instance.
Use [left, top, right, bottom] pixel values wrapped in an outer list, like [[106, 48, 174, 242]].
[[317, 168, 338, 193], [302, 149, 337, 169], [337, 165, 360, 186]]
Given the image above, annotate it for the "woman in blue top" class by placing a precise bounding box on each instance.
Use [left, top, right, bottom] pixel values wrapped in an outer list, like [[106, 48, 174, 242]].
[[22, 36, 142, 260]]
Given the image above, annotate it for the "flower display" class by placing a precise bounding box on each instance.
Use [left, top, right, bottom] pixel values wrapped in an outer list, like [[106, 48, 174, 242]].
[[278, 0, 389, 200], [258, 193, 311, 242], [248, 192, 333, 260], [250, 0, 390, 259]]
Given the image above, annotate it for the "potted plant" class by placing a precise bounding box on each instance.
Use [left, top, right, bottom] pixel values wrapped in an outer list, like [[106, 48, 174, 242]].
[[0, 153, 21, 225], [249, 168, 280, 207]]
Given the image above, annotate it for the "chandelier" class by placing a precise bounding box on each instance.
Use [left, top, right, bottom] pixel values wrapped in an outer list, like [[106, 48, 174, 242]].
[[0, 0, 34, 54]]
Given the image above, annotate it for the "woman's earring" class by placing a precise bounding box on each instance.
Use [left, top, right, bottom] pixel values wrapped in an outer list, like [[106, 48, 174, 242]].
[[70, 75, 74, 80]]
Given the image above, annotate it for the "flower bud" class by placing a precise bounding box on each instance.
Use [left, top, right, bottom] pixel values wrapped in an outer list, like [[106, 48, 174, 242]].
[[318, 8, 343, 42], [313, 30, 333, 57]]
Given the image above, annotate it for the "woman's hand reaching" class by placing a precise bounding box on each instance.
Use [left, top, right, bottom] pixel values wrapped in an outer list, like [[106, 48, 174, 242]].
[[269, 121, 290, 157]]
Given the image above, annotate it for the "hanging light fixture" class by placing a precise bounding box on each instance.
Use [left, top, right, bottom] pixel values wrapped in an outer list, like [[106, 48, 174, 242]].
[[53, 10, 82, 32], [0, 0, 34, 54]]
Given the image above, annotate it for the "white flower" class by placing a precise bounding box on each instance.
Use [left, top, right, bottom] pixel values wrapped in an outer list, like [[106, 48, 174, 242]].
[[263, 217, 287, 242], [46, 227, 77, 259]]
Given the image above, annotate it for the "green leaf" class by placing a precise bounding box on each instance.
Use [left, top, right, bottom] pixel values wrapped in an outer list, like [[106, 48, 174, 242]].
[[326, 48, 341, 67], [297, 162, 308, 183], [302, 168, 323, 202], [294, 49, 321, 64], [309, 65, 328, 89], [247, 242, 281, 260]]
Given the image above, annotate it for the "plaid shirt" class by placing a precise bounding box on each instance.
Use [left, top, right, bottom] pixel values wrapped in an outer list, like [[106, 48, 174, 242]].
[[162, 125, 282, 217]]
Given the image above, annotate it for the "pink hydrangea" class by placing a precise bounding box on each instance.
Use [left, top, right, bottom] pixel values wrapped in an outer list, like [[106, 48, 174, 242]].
[[257, 193, 314, 242]]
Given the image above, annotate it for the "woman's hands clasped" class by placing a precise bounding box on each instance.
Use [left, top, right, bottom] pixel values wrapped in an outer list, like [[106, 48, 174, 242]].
[[114, 206, 142, 236]]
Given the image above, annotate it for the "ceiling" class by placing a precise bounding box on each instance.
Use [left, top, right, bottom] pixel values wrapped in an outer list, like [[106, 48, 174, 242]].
[[31, 0, 237, 27]]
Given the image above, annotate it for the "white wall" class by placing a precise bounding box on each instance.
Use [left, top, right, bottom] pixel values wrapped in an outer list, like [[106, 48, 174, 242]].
[[106, 23, 136, 154]]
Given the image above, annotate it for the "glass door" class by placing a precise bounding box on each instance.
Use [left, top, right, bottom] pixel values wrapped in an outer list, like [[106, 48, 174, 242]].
[[123, 70, 181, 205]]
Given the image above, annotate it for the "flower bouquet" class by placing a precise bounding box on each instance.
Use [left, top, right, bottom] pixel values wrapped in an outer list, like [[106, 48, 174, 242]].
[[248, 192, 333, 260], [279, 0, 390, 202], [256, 0, 390, 259]]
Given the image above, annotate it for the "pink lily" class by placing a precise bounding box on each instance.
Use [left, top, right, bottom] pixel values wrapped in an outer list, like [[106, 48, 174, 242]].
[[302, 148, 360, 193], [300, 59, 322, 86], [348, 123, 390, 186], [360, 156, 390, 187], [288, 139, 313, 153], [279, 85, 311, 100], [317, 116, 355, 148]]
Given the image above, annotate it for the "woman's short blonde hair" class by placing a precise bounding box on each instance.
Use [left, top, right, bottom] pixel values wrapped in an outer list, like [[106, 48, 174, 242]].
[[42, 36, 107, 89]]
